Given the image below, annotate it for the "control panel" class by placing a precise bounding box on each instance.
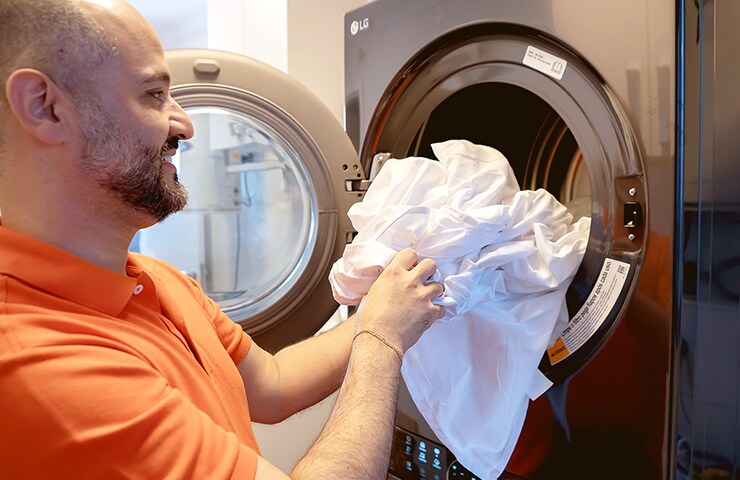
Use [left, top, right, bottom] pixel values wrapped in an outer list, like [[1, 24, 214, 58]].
[[388, 426, 480, 480]]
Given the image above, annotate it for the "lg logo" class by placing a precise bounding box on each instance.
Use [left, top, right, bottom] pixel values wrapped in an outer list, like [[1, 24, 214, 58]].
[[350, 18, 370, 35]]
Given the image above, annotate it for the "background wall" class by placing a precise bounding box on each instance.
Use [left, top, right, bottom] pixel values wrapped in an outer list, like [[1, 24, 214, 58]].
[[129, 0, 370, 473], [133, 0, 369, 121], [287, 0, 369, 123]]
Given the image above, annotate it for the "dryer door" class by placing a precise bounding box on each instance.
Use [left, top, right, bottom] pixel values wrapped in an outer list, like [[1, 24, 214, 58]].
[[355, 25, 648, 384], [135, 49, 362, 352]]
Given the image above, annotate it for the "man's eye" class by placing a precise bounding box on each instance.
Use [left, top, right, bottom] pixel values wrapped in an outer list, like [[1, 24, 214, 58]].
[[149, 90, 166, 100]]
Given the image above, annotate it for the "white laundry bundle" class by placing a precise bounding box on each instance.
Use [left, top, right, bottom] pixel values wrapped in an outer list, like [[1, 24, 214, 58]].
[[329, 139, 590, 479]]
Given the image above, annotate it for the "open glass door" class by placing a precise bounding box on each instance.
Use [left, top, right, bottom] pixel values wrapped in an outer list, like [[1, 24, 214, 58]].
[[134, 50, 362, 352]]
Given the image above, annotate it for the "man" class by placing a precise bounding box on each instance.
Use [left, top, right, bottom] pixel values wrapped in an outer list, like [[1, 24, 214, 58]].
[[0, 0, 445, 478]]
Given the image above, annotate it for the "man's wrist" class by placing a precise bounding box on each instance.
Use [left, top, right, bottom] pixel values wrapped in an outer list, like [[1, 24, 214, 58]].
[[353, 329, 403, 364]]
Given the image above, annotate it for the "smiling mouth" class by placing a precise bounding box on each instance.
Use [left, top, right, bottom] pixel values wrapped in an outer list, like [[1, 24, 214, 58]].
[[159, 138, 180, 171], [160, 137, 180, 159]]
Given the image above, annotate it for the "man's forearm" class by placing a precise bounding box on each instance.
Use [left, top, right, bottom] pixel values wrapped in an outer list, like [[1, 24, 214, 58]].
[[291, 333, 401, 479], [270, 318, 355, 419]]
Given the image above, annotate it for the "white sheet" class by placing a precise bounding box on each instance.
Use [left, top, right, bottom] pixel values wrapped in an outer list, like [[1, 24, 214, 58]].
[[329, 140, 590, 479]]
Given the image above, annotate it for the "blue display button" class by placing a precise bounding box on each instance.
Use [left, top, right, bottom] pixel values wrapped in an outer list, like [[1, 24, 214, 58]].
[[417, 450, 427, 463]]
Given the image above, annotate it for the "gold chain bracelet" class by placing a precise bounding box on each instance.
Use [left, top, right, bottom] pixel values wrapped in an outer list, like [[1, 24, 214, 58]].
[[353, 329, 403, 364]]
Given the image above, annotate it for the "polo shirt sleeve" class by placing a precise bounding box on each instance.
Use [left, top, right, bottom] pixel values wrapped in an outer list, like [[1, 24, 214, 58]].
[[0, 343, 258, 480], [152, 257, 253, 365], [202, 293, 253, 365]]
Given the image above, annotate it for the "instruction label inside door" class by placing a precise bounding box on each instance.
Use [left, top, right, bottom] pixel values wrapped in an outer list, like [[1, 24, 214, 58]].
[[547, 258, 631, 365], [523, 45, 568, 80]]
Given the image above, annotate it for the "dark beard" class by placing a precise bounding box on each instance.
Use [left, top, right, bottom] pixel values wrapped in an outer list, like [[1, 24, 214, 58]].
[[102, 143, 189, 223]]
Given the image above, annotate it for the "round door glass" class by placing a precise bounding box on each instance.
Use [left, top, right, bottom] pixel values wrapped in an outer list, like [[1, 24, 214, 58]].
[[131, 106, 316, 319]]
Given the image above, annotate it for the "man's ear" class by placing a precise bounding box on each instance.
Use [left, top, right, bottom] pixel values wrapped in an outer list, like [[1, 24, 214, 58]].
[[5, 68, 73, 145]]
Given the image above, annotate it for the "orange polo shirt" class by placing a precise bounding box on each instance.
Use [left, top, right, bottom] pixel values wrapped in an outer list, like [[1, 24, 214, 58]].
[[0, 227, 260, 479]]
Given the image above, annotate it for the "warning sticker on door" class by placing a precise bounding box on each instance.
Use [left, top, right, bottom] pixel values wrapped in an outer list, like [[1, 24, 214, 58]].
[[547, 258, 631, 365], [523, 45, 567, 80]]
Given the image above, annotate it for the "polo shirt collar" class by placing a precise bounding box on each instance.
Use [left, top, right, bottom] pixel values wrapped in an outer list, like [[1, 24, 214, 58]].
[[0, 227, 139, 316]]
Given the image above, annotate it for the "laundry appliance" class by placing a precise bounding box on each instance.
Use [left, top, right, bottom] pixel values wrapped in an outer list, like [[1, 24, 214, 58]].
[[134, 0, 738, 478], [342, 0, 739, 479]]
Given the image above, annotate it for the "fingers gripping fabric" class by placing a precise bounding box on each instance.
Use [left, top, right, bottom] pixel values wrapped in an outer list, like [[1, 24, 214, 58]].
[[328, 140, 590, 479]]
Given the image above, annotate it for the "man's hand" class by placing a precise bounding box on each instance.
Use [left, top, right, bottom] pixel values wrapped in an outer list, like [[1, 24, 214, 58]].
[[357, 248, 445, 353]]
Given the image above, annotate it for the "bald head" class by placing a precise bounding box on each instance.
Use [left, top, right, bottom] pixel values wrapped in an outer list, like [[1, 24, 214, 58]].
[[0, 0, 125, 105]]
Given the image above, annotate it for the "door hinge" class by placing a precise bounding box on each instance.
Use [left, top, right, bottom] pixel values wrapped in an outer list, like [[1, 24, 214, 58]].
[[344, 152, 392, 192]]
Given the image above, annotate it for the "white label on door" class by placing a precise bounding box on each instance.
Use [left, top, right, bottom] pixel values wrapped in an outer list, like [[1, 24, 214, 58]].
[[547, 258, 631, 365], [523, 45, 568, 80]]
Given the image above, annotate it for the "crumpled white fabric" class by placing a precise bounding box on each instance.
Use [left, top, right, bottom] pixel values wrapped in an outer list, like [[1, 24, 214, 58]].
[[329, 140, 590, 479]]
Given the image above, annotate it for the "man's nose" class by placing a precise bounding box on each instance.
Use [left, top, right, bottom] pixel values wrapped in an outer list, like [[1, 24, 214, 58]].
[[169, 98, 194, 140]]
